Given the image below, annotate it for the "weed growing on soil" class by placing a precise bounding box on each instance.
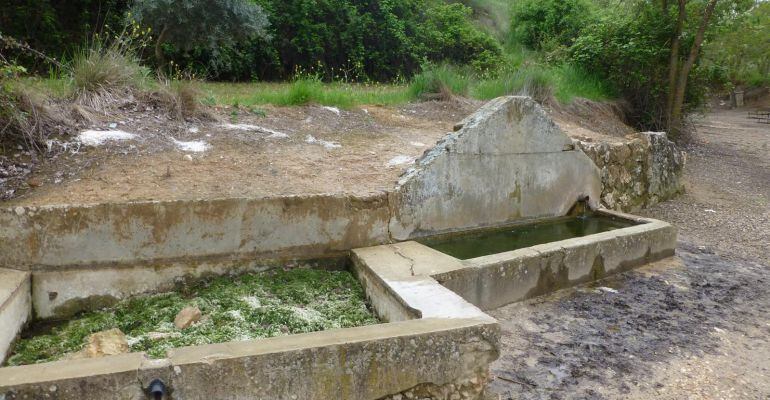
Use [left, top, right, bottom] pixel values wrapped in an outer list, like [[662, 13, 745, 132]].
[[201, 81, 413, 109], [6, 268, 378, 366], [410, 64, 472, 100], [71, 31, 150, 110]]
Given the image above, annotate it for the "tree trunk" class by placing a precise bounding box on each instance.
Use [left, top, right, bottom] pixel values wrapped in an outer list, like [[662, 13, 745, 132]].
[[665, 0, 687, 130], [154, 25, 169, 76], [669, 0, 719, 136]]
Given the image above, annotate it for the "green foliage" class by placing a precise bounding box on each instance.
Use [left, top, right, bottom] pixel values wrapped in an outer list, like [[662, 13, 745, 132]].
[[71, 40, 147, 94], [201, 81, 413, 109], [510, 0, 595, 52], [568, 5, 673, 128], [0, 0, 130, 73], [702, 1, 770, 88], [416, 3, 502, 73], [168, 0, 501, 82], [130, 0, 270, 53], [7, 268, 378, 365], [470, 62, 611, 104]]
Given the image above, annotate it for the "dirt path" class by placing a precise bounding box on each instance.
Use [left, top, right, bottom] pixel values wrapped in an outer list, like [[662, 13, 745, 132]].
[[486, 108, 770, 399], [642, 108, 770, 264]]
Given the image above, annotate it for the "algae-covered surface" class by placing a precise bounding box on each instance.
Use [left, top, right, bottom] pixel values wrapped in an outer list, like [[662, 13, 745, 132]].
[[6, 268, 379, 366]]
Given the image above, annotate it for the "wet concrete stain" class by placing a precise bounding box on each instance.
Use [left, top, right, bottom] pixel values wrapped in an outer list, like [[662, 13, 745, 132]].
[[487, 242, 770, 399]]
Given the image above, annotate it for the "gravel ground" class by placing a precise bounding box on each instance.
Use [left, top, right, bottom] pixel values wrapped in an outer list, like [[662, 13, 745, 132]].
[[641, 108, 770, 264], [486, 108, 770, 399]]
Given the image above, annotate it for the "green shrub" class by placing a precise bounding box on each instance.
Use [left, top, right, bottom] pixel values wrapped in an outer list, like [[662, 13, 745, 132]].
[[551, 64, 614, 103], [0, 81, 61, 152], [130, 0, 270, 70], [416, 3, 502, 73], [568, 7, 672, 128], [510, 0, 595, 51]]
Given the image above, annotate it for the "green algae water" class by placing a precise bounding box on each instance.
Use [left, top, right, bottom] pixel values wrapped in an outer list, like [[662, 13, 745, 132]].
[[420, 214, 637, 260]]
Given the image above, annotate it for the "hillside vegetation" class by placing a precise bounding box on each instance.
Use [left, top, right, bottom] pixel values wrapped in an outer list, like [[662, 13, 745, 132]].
[[1, 0, 767, 154]]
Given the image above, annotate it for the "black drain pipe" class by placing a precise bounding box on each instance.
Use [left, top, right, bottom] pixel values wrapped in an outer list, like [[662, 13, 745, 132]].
[[148, 379, 167, 400]]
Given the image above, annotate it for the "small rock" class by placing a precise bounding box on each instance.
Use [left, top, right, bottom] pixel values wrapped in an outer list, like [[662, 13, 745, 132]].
[[27, 177, 42, 187], [70, 328, 129, 359], [147, 331, 182, 341], [174, 306, 202, 329], [184, 154, 193, 162]]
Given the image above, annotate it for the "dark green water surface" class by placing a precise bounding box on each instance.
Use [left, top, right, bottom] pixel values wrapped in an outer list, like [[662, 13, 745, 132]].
[[420, 214, 638, 260]]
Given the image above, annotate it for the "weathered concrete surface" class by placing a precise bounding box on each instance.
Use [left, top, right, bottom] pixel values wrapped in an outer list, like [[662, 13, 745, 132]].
[[0, 194, 389, 269], [0, 353, 172, 400], [436, 211, 677, 310], [31, 256, 317, 319], [390, 96, 601, 240], [0, 269, 30, 364], [352, 212, 676, 313], [169, 319, 498, 400], [576, 132, 685, 212], [351, 242, 492, 323], [0, 96, 605, 319]]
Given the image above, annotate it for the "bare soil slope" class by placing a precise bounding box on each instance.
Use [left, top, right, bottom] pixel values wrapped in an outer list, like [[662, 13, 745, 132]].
[[3, 100, 480, 206]]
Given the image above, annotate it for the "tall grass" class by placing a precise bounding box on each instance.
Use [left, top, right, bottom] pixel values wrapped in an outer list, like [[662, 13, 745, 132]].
[[409, 64, 472, 100], [201, 79, 412, 109], [69, 32, 150, 109]]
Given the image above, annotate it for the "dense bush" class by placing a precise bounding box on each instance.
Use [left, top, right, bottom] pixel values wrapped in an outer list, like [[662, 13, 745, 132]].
[[510, 0, 595, 52], [416, 3, 502, 73], [130, 0, 270, 70], [171, 0, 501, 81], [0, 0, 130, 72], [0, 0, 502, 82], [569, 6, 675, 129]]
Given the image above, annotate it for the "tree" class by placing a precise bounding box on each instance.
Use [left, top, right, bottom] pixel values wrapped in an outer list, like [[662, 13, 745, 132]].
[[130, 0, 270, 71], [664, 0, 719, 136]]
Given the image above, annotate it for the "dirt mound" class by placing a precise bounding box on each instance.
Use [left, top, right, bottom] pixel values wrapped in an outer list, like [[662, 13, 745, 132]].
[[551, 98, 637, 140]]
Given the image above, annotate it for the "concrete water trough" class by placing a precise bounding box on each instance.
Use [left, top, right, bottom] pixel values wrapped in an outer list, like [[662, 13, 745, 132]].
[[0, 96, 676, 399], [0, 259, 499, 400]]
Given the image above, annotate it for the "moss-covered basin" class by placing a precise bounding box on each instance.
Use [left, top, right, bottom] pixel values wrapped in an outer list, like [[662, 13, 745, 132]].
[[6, 268, 378, 366]]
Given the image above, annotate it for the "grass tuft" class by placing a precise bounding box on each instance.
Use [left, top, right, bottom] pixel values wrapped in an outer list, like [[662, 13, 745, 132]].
[[409, 64, 472, 100], [70, 39, 149, 110], [0, 82, 67, 152]]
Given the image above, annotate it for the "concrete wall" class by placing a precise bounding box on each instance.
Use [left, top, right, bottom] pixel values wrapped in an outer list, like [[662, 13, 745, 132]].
[[351, 211, 676, 313], [576, 132, 686, 212], [390, 96, 601, 240], [0, 269, 30, 364], [0, 194, 389, 269]]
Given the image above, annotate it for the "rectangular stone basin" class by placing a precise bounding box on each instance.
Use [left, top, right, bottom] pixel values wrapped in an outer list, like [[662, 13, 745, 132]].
[[355, 209, 677, 312], [419, 212, 638, 260]]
